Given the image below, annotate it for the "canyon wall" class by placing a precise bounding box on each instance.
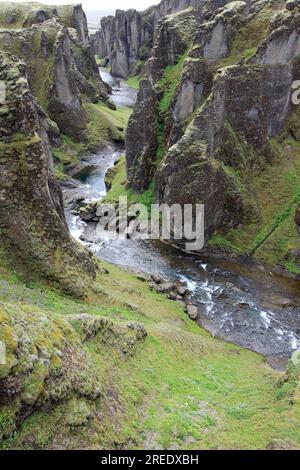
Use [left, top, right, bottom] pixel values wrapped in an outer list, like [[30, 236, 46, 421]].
[[0, 2, 115, 293], [92, 0, 240, 77], [125, 0, 300, 275]]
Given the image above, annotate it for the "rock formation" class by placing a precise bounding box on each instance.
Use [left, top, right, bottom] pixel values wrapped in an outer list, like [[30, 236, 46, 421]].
[[0, 2, 89, 42], [92, 0, 244, 78], [0, 51, 96, 296], [125, 0, 300, 273], [0, 2, 116, 293], [0, 17, 112, 141]]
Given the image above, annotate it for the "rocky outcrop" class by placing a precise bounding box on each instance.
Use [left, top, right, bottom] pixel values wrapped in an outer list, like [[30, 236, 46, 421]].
[[0, 300, 147, 442], [126, 7, 198, 192], [0, 51, 96, 296], [0, 17, 112, 141], [0, 2, 89, 43], [48, 23, 87, 141], [125, 0, 300, 270], [126, 80, 159, 190], [92, 0, 244, 78], [155, 63, 293, 240], [252, 10, 300, 64], [190, 1, 248, 60]]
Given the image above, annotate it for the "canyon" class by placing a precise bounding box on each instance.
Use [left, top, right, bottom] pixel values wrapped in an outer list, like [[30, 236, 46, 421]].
[[0, 0, 299, 451]]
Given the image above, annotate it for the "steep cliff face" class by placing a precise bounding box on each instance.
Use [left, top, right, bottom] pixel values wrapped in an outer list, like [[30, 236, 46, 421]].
[[0, 51, 96, 296], [92, 0, 256, 78], [126, 7, 199, 189], [0, 2, 89, 42], [125, 0, 300, 275], [0, 17, 112, 141], [92, 0, 202, 77]]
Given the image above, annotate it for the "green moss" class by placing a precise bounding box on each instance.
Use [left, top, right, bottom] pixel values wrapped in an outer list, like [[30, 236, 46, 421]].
[[210, 135, 300, 269], [218, 3, 276, 68], [158, 52, 189, 113], [103, 157, 154, 211]]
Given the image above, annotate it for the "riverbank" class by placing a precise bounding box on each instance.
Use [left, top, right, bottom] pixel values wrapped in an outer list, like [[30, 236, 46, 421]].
[[1, 246, 299, 449], [61, 69, 300, 371]]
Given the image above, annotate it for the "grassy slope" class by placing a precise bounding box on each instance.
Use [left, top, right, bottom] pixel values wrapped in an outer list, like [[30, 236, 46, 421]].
[[53, 105, 133, 180], [0, 249, 299, 449], [103, 157, 154, 211]]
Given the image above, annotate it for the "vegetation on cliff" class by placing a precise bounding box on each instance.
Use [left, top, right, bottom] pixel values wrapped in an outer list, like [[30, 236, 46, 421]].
[[125, 0, 300, 277]]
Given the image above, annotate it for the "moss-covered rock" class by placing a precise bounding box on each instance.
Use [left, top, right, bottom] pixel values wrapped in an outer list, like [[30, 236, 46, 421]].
[[125, 0, 300, 275], [0, 51, 96, 295]]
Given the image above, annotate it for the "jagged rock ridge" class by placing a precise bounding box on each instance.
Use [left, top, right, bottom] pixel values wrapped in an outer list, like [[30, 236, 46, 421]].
[[92, 0, 243, 77], [0, 2, 116, 292], [125, 0, 300, 275]]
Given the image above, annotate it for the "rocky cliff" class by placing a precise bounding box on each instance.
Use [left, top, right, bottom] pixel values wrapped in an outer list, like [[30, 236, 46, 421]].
[[92, 0, 240, 78], [0, 2, 117, 292], [0, 18, 112, 141], [0, 51, 96, 296], [0, 2, 89, 41], [126, 0, 300, 276]]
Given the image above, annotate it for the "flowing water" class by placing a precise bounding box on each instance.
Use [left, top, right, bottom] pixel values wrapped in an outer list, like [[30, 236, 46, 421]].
[[63, 68, 300, 371]]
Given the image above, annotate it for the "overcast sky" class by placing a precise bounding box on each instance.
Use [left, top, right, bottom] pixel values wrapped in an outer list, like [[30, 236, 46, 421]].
[[0, 0, 161, 12]]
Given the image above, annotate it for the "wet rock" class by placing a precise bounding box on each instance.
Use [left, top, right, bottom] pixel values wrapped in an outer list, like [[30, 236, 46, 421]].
[[235, 302, 251, 309], [79, 203, 97, 222], [152, 282, 177, 294], [150, 274, 165, 284], [177, 285, 188, 296]]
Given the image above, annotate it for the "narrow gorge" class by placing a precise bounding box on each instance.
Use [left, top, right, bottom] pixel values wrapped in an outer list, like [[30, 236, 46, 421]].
[[0, 0, 299, 452]]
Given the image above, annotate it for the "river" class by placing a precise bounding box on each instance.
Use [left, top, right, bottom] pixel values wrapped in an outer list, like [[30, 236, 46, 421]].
[[62, 68, 300, 371]]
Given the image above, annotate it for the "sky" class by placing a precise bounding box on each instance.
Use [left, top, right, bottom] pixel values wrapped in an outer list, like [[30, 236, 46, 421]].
[[0, 0, 161, 12]]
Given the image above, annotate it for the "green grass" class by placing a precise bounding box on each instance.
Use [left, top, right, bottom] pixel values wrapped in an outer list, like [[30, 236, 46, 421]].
[[53, 103, 133, 178], [52, 134, 86, 177], [95, 56, 109, 68], [84, 102, 132, 151], [0, 249, 299, 449], [103, 157, 154, 212], [124, 76, 140, 90], [159, 52, 189, 113]]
